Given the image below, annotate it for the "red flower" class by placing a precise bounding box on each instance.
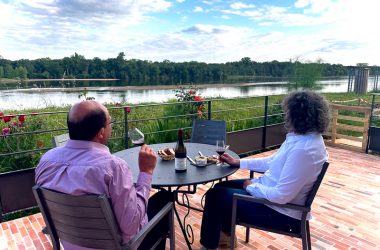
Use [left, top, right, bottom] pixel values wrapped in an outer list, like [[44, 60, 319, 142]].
[[36, 140, 44, 148], [199, 105, 205, 110], [2, 127, 10, 136], [18, 115, 25, 123], [194, 96, 203, 101], [124, 106, 131, 113], [115, 102, 120, 107], [197, 110, 203, 118], [188, 90, 195, 95], [3, 116, 11, 123], [0, 112, 3, 120]]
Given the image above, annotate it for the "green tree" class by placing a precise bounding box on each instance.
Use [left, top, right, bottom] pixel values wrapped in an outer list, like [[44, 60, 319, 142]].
[[0, 66, 4, 78], [4, 64, 15, 78], [16, 66, 28, 79], [289, 58, 323, 89]]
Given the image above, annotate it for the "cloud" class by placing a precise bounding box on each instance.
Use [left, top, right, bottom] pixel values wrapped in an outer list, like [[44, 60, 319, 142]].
[[176, 0, 185, 2], [294, 0, 310, 8], [193, 6, 203, 12], [230, 2, 255, 10], [219, 15, 230, 19], [0, 0, 172, 59]]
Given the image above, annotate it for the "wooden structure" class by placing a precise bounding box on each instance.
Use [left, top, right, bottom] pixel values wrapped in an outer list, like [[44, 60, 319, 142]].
[[354, 67, 369, 94], [326, 104, 371, 152]]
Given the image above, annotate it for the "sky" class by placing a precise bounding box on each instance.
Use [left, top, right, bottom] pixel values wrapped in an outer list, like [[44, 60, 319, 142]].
[[0, 0, 379, 66]]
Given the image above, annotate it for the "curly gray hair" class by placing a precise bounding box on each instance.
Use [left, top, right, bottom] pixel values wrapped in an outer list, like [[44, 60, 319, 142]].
[[282, 91, 330, 134]]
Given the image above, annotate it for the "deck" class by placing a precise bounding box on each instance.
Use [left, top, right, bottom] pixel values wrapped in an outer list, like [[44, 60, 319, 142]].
[[1, 145, 379, 249]]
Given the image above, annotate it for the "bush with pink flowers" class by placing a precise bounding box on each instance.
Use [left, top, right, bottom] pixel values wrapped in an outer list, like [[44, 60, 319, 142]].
[[0, 112, 46, 172], [172, 85, 206, 118]]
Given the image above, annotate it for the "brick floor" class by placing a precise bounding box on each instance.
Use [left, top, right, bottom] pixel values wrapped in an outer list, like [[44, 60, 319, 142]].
[[1, 146, 379, 250]]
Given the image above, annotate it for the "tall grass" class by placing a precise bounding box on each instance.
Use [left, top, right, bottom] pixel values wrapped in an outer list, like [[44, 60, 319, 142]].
[[0, 93, 376, 173]]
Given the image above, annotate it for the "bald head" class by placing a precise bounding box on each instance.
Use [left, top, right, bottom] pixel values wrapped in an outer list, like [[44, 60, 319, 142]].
[[67, 101, 108, 141]]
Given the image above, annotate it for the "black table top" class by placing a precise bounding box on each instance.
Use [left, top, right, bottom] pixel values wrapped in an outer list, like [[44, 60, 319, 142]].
[[114, 142, 240, 187]]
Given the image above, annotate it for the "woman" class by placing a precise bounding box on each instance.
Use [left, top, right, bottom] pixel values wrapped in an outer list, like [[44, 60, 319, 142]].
[[199, 91, 330, 250]]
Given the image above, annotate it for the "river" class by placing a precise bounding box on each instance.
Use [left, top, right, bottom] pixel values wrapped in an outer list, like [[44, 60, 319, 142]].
[[0, 78, 377, 111]]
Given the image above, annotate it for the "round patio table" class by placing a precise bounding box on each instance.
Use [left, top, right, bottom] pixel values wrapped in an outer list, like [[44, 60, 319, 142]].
[[114, 142, 239, 188]]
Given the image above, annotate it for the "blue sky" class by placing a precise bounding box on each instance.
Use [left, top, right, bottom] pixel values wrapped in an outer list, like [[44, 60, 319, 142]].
[[0, 0, 379, 65]]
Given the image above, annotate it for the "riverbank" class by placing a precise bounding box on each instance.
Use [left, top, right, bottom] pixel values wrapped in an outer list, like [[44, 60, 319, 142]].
[[0, 78, 119, 83], [4, 81, 289, 93]]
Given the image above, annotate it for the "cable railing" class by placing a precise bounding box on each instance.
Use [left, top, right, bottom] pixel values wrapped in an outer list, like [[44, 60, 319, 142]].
[[0, 95, 284, 174]]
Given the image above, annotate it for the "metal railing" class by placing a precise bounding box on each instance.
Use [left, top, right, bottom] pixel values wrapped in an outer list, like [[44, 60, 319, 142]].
[[0, 95, 285, 221]]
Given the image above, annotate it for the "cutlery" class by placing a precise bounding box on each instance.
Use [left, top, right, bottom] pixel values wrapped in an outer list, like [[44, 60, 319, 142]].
[[186, 156, 196, 165]]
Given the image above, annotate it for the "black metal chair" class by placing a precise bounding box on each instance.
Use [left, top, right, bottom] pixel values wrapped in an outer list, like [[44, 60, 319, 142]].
[[230, 162, 329, 250], [52, 133, 70, 147], [190, 119, 226, 145], [33, 185, 175, 250]]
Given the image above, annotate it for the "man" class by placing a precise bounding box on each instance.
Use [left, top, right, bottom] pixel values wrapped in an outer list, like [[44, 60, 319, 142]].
[[35, 100, 171, 250]]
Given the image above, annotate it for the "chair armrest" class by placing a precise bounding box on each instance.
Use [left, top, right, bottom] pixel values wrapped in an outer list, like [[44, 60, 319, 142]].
[[249, 170, 265, 178], [233, 193, 310, 212], [123, 202, 174, 249]]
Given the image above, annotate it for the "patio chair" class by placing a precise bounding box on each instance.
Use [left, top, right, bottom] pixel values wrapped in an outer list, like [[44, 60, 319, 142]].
[[190, 119, 226, 145], [52, 133, 70, 147], [32, 185, 175, 250], [230, 162, 329, 250]]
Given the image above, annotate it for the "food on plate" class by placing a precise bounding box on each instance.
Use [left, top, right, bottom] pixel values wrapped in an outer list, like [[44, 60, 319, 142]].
[[158, 148, 175, 160], [195, 155, 207, 166], [207, 155, 218, 164]]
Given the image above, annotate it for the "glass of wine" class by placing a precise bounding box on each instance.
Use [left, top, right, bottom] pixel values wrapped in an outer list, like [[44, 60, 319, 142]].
[[216, 140, 227, 166], [129, 128, 145, 146]]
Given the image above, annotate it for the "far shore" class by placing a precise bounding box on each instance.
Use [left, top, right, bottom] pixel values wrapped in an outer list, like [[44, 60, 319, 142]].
[[0, 78, 119, 83], [1, 78, 288, 93]]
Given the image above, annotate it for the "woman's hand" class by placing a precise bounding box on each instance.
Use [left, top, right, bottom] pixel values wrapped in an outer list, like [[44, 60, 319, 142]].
[[219, 153, 240, 167]]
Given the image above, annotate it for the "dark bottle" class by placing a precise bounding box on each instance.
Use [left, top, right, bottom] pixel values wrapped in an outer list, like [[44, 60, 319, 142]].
[[175, 128, 187, 172]]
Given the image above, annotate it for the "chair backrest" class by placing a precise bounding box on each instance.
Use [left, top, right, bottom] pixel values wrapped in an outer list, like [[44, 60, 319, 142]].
[[33, 185, 123, 250], [190, 119, 226, 145], [52, 133, 70, 147], [305, 161, 329, 207]]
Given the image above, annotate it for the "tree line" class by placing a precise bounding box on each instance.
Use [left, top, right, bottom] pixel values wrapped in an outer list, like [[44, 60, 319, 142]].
[[0, 52, 348, 85]]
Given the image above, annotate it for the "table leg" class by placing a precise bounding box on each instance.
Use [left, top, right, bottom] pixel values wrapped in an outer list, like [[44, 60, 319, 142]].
[[169, 190, 194, 250]]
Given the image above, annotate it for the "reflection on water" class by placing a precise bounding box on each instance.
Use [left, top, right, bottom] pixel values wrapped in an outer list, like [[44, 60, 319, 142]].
[[0, 78, 377, 110]]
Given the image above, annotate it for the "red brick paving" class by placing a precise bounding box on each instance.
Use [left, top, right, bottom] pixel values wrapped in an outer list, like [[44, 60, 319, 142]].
[[1, 146, 379, 250]]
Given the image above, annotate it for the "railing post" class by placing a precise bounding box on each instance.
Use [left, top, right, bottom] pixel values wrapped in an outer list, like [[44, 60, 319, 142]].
[[207, 100, 211, 120], [124, 107, 129, 149], [261, 96, 268, 150], [366, 94, 376, 153]]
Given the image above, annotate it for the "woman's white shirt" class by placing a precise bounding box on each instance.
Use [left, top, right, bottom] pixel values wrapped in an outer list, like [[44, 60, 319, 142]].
[[240, 132, 328, 220]]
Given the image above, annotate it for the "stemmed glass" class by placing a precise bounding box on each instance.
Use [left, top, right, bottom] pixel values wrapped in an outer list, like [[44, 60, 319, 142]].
[[216, 140, 228, 166], [129, 128, 145, 146]]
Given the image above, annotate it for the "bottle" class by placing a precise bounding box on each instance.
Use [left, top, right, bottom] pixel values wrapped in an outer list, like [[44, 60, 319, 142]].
[[175, 128, 187, 172]]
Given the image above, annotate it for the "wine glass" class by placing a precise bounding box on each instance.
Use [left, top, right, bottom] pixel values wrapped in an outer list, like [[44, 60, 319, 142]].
[[129, 128, 145, 146], [216, 140, 227, 166]]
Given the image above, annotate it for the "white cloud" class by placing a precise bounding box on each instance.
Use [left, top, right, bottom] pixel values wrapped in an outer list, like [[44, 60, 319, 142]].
[[176, 0, 185, 2], [219, 15, 230, 19], [193, 6, 203, 12], [230, 2, 255, 10], [294, 0, 311, 8]]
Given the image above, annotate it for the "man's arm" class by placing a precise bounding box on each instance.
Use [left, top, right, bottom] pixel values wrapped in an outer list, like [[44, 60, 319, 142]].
[[107, 145, 157, 242]]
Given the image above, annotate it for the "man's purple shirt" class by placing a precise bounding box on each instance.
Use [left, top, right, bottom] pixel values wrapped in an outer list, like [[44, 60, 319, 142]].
[[35, 139, 152, 249]]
